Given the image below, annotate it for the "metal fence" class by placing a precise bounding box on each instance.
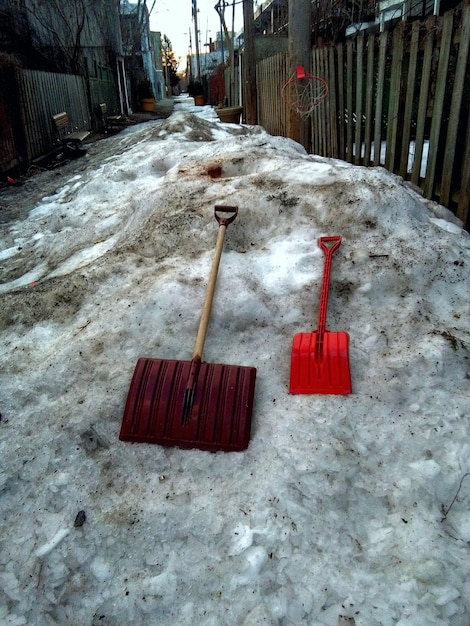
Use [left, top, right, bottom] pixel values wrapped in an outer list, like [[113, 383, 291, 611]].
[[18, 70, 90, 162], [0, 68, 119, 172]]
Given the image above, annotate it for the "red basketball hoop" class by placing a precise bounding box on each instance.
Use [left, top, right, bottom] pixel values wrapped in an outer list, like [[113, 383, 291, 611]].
[[281, 65, 329, 119]]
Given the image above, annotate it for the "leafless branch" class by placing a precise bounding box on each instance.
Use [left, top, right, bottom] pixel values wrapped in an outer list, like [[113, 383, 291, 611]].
[[441, 473, 470, 522]]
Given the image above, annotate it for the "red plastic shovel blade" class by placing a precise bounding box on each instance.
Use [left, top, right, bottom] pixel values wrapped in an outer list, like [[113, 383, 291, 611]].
[[289, 331, 352, 394], [119, 358, 256, 451]]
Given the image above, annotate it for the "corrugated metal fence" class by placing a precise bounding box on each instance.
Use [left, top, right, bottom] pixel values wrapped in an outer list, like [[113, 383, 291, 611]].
[[18, 70, 90, 162], [0, 68, 118, 172], [256, 6, 470, 229]]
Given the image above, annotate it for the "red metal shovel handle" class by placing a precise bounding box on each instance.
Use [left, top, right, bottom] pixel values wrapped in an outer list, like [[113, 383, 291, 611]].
[[319, 235, 342, 255], [214, 205, 238, 227], [318, 236, 342, 335]]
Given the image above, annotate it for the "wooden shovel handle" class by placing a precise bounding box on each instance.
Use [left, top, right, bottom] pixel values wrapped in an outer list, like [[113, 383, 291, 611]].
[[192, 206, 238, 358]]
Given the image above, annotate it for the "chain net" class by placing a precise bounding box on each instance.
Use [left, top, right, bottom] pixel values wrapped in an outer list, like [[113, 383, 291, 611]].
[[281, 69, 329, 120]]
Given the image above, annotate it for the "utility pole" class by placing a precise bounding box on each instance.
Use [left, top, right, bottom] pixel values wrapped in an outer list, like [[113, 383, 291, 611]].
[[242, 0, 257, 123], [192, 0, 201, 78], [215, 0, 225, 65], [288, 0, 310, 149]]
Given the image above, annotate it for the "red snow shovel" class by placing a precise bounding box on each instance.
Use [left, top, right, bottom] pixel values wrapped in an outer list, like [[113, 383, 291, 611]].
[[289, 235, 351, 395], [119, 205, 257, 452]]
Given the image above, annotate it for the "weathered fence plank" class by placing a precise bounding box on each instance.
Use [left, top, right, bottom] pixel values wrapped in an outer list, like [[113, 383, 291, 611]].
[[346, 40, 354, 161], [311, 49, 320, 154], [399, 21, 420, 178], [327, 47, 338, 158], [317, 48, 328, 155], [386, 23, 405, 172], [363, 34, 375, 165], [440, 7, 470, 206], [411, 18, 434, 185], [321, 48, 329, 155], [373, 32, 388, 166], [257, 52, 289, 139], [457, 107, 470, 225], [337, 43, 345, 161], [354, 35, 364, 165], [423, 11, 453, 199]]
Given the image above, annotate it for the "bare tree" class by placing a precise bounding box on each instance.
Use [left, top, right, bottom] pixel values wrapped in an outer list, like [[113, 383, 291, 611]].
[[214, 0, 237, 105], [161, 35, 180, 94], [20, 0, 99, 73]]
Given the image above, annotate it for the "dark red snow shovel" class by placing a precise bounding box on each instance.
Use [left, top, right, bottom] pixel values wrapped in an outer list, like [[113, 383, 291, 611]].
[[119, 205, 257, 452], [289, 235, 351, 395]]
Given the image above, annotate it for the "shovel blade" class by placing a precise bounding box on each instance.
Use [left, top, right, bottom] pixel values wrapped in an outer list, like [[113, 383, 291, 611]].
[[289, 331, 352, 394], [120, 358, 256, 451]]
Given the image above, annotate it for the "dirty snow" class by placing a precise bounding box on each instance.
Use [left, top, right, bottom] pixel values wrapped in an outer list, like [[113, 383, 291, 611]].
[[1, 99, 470, 626]]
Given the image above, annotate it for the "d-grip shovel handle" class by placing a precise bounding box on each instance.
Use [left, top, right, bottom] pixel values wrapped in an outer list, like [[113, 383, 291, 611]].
[[317, 236, 342, 335], [192, 205, 238, 359], [215, 205, 238, 227]]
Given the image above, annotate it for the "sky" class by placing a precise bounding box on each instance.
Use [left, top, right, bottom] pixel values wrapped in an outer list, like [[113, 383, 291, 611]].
[[1, 99, 470, 625], [148, 0, 245, 65]]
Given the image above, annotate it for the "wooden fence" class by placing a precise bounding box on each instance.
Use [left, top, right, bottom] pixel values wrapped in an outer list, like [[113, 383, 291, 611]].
[[257, 53, 289, 138], [256, 5, 470, 229]]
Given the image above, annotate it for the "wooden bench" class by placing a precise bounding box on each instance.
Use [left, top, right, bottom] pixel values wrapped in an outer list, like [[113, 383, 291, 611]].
[[99, 103, 124, 132], [52, 112, 90, 154]]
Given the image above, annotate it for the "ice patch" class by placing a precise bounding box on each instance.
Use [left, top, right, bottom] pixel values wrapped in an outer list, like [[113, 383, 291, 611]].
[[356, 282, 372, 294], [228, 524, 254, 556], [0, 262, 48, 293], [408, 459, 441, 480], [0, 246, 20, 261], [429, 217, 463, 234], [47, 235, 119, 278], [35, 527, 70, 557], [90, 556, 114, 582]]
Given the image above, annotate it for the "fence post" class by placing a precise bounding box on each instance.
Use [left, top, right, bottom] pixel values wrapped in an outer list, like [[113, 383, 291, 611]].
[[373, 32, 388, 166], [399, 21, 420, 178], [423, 11, 453, 199], [411, 17, 434, 185], [385, 22, 405, 172], [337, 43, 345, 160], [346, 39, 354, 162], [354, 34, 364, 165], [457, 107, 470, 226], [363, 33, 375, 165], [440, 6, 470, 206], [327, 47, 338, 158], [243, 0, 257, 124]]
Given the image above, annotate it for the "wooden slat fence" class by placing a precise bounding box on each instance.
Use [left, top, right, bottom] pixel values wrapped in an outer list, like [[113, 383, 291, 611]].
[[256, 53, 289, 138], [256, 5, 470, 229]]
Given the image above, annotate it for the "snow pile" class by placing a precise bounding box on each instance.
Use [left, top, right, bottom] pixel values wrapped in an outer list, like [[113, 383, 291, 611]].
[[1, 103, 470, 625]]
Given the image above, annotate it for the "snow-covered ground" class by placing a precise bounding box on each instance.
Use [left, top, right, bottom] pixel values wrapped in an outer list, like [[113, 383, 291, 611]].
[[354, 140, 429, 178], [1, 99, 470, 626]]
